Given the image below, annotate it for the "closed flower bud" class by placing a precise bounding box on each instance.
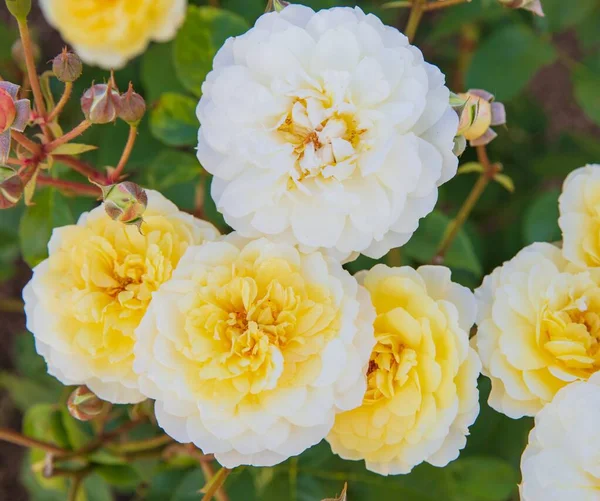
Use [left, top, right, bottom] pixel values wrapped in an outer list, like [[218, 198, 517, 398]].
[[118, 83, 146, 125], [0, 88, 16, 134], [100, 181, 148, 230], [52, 48, 82, 83], [5, 0, 31, 21], [267, 0, 289, 12], [12, 39, 39, 72], [456, 89, 506, 147], [0, 166, 23, 209], [498, 0, 544, 16], [67, 386, 106, 421], [81, 78, 120, 124]]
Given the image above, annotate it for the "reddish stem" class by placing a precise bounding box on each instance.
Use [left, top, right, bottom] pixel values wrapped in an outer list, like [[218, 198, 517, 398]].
[[110, 125, 137, 183], [37, 175, 101, 197], [53, 154, 107, 183], [45, 120, 92, 154]]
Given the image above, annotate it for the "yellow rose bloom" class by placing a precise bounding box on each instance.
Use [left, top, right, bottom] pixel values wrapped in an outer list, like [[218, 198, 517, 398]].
[[134, 235, 376, 468], [474, 242, 600, 418], [327, 265, 481, 475], [39, 0, 187, 69], [559, 164, 600, 268], [23, 190, 219, 403]]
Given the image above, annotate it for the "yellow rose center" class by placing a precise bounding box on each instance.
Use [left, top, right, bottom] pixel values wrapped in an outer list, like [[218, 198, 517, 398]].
[[277, 90, 369, 186], [541, 297, 600, 371], [365, 336, 418, 403], [180, 255, 341, 402]]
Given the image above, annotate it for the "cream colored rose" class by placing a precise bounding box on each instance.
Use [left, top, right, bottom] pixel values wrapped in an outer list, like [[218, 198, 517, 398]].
[[559, 164, 600, 268], [39, 0, 187, 69], [327, 265, 480, 475], [520, 373, 600, 501], [474, 242, 600, 418], [23, 190, 218, 404], [133, 235, 376, 468]]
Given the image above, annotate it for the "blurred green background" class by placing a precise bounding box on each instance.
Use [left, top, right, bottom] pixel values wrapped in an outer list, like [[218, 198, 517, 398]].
[[1, 0, 599, 499]]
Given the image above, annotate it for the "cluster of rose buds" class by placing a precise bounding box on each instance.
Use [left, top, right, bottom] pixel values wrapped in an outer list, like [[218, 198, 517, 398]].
[[67, 386, 108, 421], [81, 76, 146, 126], [94, 181, 148, 230], [498, 0, 544, 16], [453, 89, 506, 147], [0, 81, 30, 165]]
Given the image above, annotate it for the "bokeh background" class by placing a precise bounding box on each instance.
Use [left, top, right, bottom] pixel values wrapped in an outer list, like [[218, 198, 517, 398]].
[[1, 0, 599, 499]]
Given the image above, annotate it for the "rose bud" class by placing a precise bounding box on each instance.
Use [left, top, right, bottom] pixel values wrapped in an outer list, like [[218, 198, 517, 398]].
[[52, 48, 83, 83], [0, 166, 23, 209], [498, 0, 544, 16], [81, 77, 120, 124], [456, 89, 506, 147], [118, 82, 146, 126], [99, 181, 148, 231], [67, 386, 106, 421], [0, 81, 30, 165], [12, 38, 39, 72]]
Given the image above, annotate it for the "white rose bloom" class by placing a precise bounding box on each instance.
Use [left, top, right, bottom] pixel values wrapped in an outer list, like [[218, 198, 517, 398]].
[[474, 242, 600, 419], [23, 190, 219, 404], [520, 373, 600, 501], [134, 236, 376, 467], [559, 164, 600, 268], [197, 5, 458, 260]]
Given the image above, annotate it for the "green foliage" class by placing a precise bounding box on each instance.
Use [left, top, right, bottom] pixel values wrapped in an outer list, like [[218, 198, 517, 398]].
[[522, 189, 561, 245], [174, 6, 250, 96], [150, 92, 199, 146], [466, 24, 557, 101]]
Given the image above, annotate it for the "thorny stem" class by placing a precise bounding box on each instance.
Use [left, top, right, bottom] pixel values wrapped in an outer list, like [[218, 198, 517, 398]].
[[110, 125, 137, 183], [201, 467, 231, 501], [423, 0, 470, 11], [0, 428, 69, 456], [46, 82, 73, 123], [45, 120, 93, 153], [11, 130, 42, 156], [405, 0, 425, 42], [108, 434, 173, 455], [16, 20, 50, 141], [53, 154, 106, 183], [37, 175, 101, 197], [433, 145, 499, 263], [0, 298, 24, 313]]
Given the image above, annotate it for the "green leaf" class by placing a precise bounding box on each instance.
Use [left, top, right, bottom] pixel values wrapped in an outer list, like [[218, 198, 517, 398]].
[[19, 188, 75, 268], [577, 8, 600, 51], [446, 457, 519, 501], [403, 210, 483, 276], [149, 92, 199, 147], [221, 0, 265, 24], [493, 173, 515, 193], [61, 408, 93, 450], [20, 452, 67, 500], [466, 24, 557, 101], [457, 162, 484, 175], [522, 189, 561, 245], [0, 228, 19, 281], [145, 467, 204, 501], [83, 474, 114, 501], [0, 372, 62, 411], [572, 60, 600, 127], [141, 42, 187, 103], [23, 404, 70, 449], [541, 0, 598, 33], [144, 150, 203, 191], [96, 464, 142, 491], [174, 6, 249, 96], [50, 143, 98, 155]]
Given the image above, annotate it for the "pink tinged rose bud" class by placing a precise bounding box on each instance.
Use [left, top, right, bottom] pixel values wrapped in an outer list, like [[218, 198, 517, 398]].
[[100, 181, 148, 230], [67, 386, 106, 421], [81, 79, 120, 124], [0, 165, 23, 209], [499, 0, 544, 16], [456, 89, 506, 147], [0, 81, 30, 165], [52, 48, 83, 83], [118, 83, 146, 125]]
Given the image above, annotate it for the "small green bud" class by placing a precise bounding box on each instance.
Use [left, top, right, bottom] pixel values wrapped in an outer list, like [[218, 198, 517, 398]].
[[52, 48, 83, 83], [118, 83, 146, 126], [81, 76, 120, 124], [99, 181, 148, 231], [0, 166, 23, 209], [5, 0, 31, 21], [12, 38, 39, 72], [67, 386, 107, 421]]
